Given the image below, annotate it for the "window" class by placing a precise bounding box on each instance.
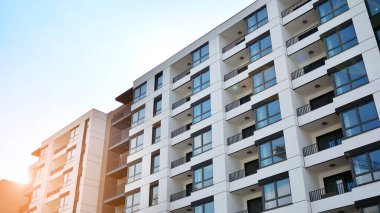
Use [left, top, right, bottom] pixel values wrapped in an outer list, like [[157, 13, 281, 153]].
[[252, 65, 276, 94], [341, 100, 380, 137], [263, 178, 292, 210], [69, 127, 79, 143], [324, 24, 358, 58], [133, 83, 147, 103], [366, 0, 380, 16], [132, 108, 145, 127], [154, 96, 162, 116], [317, 0, 349, 24], [149, 184, 159, 206], [194, 201, 214, 213], [126, 191, 140, 213], [193, 98, 211, 124], [58, 195, 68, 212], [246, 6, 268, 33], [332, 59, 368, 95], [249, 34, 272, 62], [193, 164, 213, 191], [376, 28, 380, 44], [193, 70, 210, 94], [130, 133, 144, 154], [128, 162, 142, 183], [193, 129, 212, 156], [31, 187, 40, 203], [67, 148, 75, 162], [259, 136, 286, 167], [351, 149, 380, 186], [192, 44, 209, 67], [255, 99, 281, 129], [151, 152, 160, 174], [155, 71, 163, 90], [40, 147, 47, 159], [63, 172, 72, 186], [361, 204, 380, 213], [152, 123, 161, 144]]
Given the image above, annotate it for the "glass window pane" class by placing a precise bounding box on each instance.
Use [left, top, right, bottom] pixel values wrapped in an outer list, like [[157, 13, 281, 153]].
[[203, 99, 211, 112], [340, 25, 356, 44], [278, 196, 292, 207], [194, 135, 202, 149], [359, 102, 378, 122], [342, 109, 359, 128], [272, 137, 285, 155], [257, 8, 267, 22], [204, 202, 214, 213], [268, 100, 280, 117], [204, 165, 213, 180], [333, 69, 349, 87], [256, 105, 267, 122], [264, 66, 275, 81], [352, 154, 370, 175], [201, 45, 209, 58], [194, 169, 202, 183], [277, 178, 290, 197], [325, 34, 340, 51], [253, 73, 264, 86], [264, 183, 276, 200], [203, 131, 212, 144], [260, 142, 271, 159], [319, 2, 332, 17], [368, 0, 380, 16], [348, 61, 366, 81], [261, 36, 272, 50], [370, 150, 380, 170], [194, 205, 203, 213], [362, 205, 380, 213]]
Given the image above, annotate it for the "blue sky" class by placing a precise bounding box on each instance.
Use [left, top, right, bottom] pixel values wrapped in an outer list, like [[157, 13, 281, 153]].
[[0, 0, 254, 183]]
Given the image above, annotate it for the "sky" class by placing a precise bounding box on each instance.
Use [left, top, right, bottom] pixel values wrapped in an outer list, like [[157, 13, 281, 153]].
[[0, 0, 255, 183]]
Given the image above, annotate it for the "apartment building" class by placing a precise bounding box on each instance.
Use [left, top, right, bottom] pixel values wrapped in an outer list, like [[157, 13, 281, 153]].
[[22, 109, 107, 213], [99, 0, 380, 212], [0, 179, 27, 212]]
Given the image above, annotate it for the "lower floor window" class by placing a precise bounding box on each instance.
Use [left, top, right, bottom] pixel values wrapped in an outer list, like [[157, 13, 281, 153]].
[[126, 192, 140, 213], [193, 164, 213, 191], [263, 178, 292, 210], [194, 201, 214, 213], [351, 149, 380, 186], [361, 204, 380, 213]]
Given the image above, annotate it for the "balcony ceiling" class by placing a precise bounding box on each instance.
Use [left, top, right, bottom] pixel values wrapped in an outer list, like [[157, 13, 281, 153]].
[[285, 9, 318, 35], [294, 75, 332, 96], [300, 113, 340, 131]]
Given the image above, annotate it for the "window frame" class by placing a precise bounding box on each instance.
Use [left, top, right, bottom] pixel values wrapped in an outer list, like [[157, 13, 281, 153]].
[[331, 59, 368, 96], [350, 149, 380, 186], [127, 161, 142, 183], [152, 123, 161, 144], [129, 133, 144, 154], [255, 99, 281, 129], [149, 183, 159, 206], [155, 71, 163, 90], [193, 164, 213, 191], [192, 129, 212, 156], [262, 178, 292, 210], [192, 69, 210, 94], [317, 0, 349, 24], [126, 191, 140, 213], [259, 136, 286, 168], [249, 33, 272, 63], [192, 43, 209, 67], [193, 201, 214, 213], [246, 6, 268, 33], [132, 107, 145, 127], [360, 204, 380, 213], [151, 152, 160, 174], [133, 82, 147, 103], [323, 23, 358, 58], [340, 100, 380, 138], [252, 64, 276, 94], [193, 98, 211, 124], [153, 96, 162, 116]]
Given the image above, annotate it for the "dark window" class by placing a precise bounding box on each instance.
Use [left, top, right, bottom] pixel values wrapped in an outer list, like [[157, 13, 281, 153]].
[[151, 152, 160, 174], [309, 91, 335, 110], [133, 83, 147, 103], [361, 204, 380, 213], [341, 100, 380, 137], [366, 0, 380, 16], [193, 201, 214, 213], [317, 0, 349, 24], [332, 59, 369, 95], [376, 28, 380, 45], [247, 197, 263, 213], [246, 6, 268, 33], [153, 96, 162, 116], [126, 191, 140, 213], [193, 164, 213, 191], [245, 160, 259, 176], [249, 34, 272, 62], [193, 129, 212, 156], [323, 171, 353, 196], [152, 123, 161, 144], [316, 129, 343, 151], [259, 136, 286, 167], [130, 133, 144, 154], [193, 99, 211, 124], [192, 44, 209, 67], [263, 178, 292, 210], [351, 149, 380, 186], [155, 72, 163, 90], [324, 24, 358, 57], [132, 108, 145, 127], [255, 99, 281, 129], [128, 161, 142, 183], [242, 125, 255, 139], [193, 70, 210, 94], [252, 65, 276, 94], [149, 184, 159, 206]]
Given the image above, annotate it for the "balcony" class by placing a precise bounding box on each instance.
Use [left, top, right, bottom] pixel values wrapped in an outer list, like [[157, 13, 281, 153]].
[[171, 155, 191, 169], [46, 186, 62, 197], [224, 62, 249, 82], [303, 130, 343, 157], [107, 155, 128, 178], [229, 162, 258, 182], [222, 35, 246, 54], [104, 183, 126, 206], [173, 68, 191, 84], [172, 95, 191, 110], [111, 107, 131, 130], [296, 91, 334, 117], [109, 129, 129, 153], [286, 24, 319, 47], [310, 182, 352, 202], [225, 94, 251, 112], [171, 123, 192, 138], [291, 57, 326, 80], [227, 126, 255, 146], [281, 0, 311, 18], [170, 190, 191, 202]]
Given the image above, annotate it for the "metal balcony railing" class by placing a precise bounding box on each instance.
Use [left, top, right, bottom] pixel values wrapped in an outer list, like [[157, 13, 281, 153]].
[[229, 163, 259, 182], [281, 0, 311, 17], [225, 94, 251, 112], [172, 95, 191, 110], [222, 35, 246, 53], [111, 110, 130, 124], [171, 156, 191, 169], [104, 183, 125, 200], [309, 182, 353, 202], [286, 24, 319, 47], [296, 92, 334, 116], [110, 129, 129, 147], [171, 123, 192, 138], [224, 62, 250, 82], [291, 57, 326, 80], [303, 137, 342, 156], [236, 210, 248, 213], [107, 155, 128, 173], [173, 68, 191, 83], [227, 127, 254, 146], [170, 190, 190, 202]]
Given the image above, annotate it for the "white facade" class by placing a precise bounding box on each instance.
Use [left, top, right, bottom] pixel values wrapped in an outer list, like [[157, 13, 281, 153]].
[[103, 0, 380, 213], [23, 109, 107, 213]]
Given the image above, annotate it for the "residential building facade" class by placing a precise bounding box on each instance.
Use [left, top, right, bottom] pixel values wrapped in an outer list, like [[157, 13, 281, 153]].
[[22, 109, 107, 213], [0, 179, 27, 213], [99, 0, 380, 212]]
